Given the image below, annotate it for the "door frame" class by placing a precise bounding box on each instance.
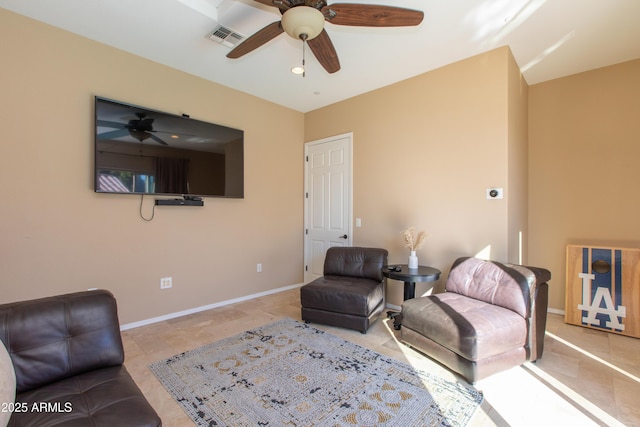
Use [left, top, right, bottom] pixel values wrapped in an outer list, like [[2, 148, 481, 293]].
[[303, 132, 354, 283]]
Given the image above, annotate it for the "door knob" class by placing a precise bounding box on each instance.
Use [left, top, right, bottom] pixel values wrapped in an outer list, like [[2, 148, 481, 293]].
[[339, 234, 348, 239]]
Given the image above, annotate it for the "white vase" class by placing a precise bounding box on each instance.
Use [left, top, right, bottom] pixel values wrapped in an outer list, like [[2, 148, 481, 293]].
[[408, 251, 418, 269]]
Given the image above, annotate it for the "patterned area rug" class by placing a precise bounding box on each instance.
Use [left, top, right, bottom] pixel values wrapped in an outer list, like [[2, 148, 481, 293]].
[[149, 318, 483, 426]]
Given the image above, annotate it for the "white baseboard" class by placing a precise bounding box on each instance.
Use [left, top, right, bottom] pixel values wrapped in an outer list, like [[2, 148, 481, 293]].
[[122, 286, 566, 331], [386, 303, 401, 311], [120, 282, 304, 331]]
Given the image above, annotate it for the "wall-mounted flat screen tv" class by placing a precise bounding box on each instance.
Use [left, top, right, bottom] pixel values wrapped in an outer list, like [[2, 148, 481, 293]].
[[94, 96, 244, 198]]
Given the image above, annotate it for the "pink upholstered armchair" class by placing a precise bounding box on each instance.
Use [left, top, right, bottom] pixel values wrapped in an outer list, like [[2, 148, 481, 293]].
[[400, 257, 551, 383]]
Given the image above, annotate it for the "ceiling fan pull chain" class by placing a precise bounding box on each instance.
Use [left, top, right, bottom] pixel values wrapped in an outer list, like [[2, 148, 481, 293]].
[[302, 38, 306, 78]]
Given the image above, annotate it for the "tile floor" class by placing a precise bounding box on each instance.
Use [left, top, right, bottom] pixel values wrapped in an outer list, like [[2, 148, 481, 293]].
[[121, 289, 640, 426]]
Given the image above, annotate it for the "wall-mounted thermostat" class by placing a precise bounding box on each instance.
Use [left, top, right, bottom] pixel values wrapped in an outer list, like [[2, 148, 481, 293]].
[[486, 188, 504, 199]]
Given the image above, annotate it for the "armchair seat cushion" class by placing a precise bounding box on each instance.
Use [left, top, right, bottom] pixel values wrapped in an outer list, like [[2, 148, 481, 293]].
[[300, 275, 384, 317], [402, 293, 526, 361], [12, 365, 160, 427]]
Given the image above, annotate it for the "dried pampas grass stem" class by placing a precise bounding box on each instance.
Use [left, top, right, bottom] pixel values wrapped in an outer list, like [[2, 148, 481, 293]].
[[403, 227, 426, 251]]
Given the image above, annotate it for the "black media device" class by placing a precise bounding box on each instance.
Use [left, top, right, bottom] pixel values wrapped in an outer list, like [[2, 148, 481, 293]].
[[155, 198, 204, 207], [94, 96, 244, 198]]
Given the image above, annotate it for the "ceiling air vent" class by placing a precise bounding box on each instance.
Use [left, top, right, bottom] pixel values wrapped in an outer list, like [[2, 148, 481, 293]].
[[207, 25, 245, 48]]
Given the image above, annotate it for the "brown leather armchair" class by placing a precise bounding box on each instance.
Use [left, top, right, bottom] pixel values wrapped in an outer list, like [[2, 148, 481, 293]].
[[0, 290, 161, 426], [400, 257, 551, 383], [300, 247, 388, 333]]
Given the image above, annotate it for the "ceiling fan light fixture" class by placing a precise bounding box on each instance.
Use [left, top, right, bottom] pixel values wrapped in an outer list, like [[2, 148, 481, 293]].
[[281, 6, 325, 40], [291, 66, 305, 75], [129, 130, 151, 142]]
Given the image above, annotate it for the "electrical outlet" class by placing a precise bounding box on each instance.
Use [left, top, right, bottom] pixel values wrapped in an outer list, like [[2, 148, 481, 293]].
[[160, 277, 172, 289], [257, 263, 263, 273]]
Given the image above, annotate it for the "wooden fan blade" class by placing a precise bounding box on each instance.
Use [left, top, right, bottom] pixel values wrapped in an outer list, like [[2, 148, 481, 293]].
[[323, 4, 424, 27], [307, 29, 340, 74], [227, 21, 284, 59]]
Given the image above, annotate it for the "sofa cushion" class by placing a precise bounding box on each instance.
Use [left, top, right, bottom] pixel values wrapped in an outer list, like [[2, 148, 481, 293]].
[[445, 257, 551, 318], [401, 292, 527, 361], [1, 339, 16, 427], [300, 276, 384, 317], [10, 365, 161, 427]]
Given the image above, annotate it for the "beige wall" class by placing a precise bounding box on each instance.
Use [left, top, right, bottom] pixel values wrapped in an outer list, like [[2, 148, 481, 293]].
[[507, 54, 529, 264], [0, 10, 305, 324], [5, 8, 636, 319], [305, 47, 527, 306], [529, 58, 640, 311]]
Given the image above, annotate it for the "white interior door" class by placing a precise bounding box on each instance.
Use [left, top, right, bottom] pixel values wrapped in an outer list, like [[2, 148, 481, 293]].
[[304, 133, 353, 283]]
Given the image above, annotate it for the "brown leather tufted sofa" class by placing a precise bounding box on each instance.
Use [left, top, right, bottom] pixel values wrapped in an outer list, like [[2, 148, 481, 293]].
[[300, 247, 388, 334], [400, 257, 551, 384], [0, 290, 161, 426]]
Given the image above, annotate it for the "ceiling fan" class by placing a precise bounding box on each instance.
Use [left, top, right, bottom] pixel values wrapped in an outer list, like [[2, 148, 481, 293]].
[[97, 113, 168, 145], [227, 1, 424, 74]]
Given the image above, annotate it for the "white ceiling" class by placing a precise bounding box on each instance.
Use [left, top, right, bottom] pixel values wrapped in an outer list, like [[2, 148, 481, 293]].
[[2, 0, 639, 112]]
